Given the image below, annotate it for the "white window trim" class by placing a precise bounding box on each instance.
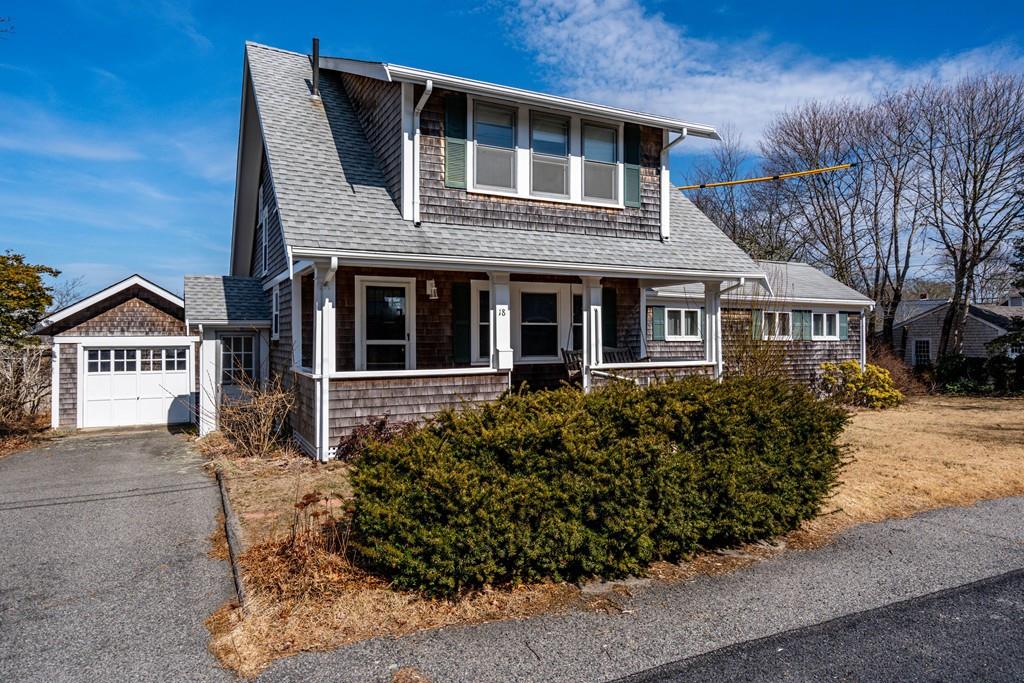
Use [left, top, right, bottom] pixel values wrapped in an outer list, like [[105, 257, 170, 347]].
[[220, 334, 257, 386], [665, 307, 702, 342], [510, 281, 573, 364], [466, 95, 625, 209], [811, 311, 841, 341], [470, 279, 492, 365], [911, 337, 932, 366], [761, 310, 793, 341], [271, 284, 280, 341], [258, 183, 268, 277], [354, 276, 417, 371]]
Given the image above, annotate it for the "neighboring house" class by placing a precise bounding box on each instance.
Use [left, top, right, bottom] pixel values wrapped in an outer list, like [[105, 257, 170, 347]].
[[647, 261, 873, 382], [892, 299, 1024, 365], [33, 275, 196, 430], [1001, 289, 1023, 307]]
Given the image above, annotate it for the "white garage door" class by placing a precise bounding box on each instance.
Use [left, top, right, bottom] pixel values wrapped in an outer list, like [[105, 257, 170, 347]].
[[83, 347, 191, 428]]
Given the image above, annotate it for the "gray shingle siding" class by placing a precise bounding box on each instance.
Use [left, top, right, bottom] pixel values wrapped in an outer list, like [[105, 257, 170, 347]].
[[250, 156, 287, 280], [58, 344, 76, 428], [339, 73, 403, 208], [895, 304, 1007, 362]]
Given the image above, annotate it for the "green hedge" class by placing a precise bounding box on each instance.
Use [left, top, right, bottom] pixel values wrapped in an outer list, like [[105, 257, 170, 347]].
[[351, 376, 848, 597]]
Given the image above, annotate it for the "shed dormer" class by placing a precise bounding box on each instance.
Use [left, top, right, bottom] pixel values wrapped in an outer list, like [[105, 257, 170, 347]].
[[323, 54, 719, 242]]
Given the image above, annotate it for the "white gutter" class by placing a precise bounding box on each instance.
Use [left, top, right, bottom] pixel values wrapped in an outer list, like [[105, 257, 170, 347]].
[[412, 79, 434, 226], [316, 56, 720, 139]]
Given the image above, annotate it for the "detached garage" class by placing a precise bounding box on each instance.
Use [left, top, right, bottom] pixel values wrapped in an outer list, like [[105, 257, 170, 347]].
[[35, 275, 197, 430]]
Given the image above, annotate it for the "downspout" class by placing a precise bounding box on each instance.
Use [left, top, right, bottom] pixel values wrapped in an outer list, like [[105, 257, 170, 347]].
[[720, 276, 746, 295], [659, 128, 687, 241], [412, 79, 434, 226]]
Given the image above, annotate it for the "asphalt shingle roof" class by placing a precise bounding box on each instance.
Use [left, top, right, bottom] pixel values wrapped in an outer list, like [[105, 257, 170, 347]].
[[972, 304, 1024, 331], [184, 276, 269, 323], [651, 260, 873, 305], [245, 42, 762, 278]]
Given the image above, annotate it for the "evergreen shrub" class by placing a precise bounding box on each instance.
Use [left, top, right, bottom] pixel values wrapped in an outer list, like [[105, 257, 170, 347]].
[[351, 376, 847, 597]]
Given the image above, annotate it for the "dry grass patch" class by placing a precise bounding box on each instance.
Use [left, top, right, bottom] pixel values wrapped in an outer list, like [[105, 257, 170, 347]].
[[0, 414, 56, 459], [207, 395, 1024, 676], [800, 395, 1024, 543]]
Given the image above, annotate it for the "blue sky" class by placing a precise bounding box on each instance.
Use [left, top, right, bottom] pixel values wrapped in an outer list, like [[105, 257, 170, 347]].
[[1, 0, 1022, 295]]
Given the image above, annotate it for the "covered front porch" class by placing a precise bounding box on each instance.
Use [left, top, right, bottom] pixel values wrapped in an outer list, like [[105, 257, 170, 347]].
[[283, 259, 759, 460]]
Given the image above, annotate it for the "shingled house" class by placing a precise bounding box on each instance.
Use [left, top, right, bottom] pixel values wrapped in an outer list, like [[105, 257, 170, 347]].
[[169, 40, 881, 460]]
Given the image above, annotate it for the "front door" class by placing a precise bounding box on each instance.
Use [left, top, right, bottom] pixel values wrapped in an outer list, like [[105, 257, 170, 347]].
[[360, 280, 413, 371]]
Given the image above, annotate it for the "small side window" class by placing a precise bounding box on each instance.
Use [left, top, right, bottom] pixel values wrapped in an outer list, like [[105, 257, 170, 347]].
[[271, 284, 280, 341]]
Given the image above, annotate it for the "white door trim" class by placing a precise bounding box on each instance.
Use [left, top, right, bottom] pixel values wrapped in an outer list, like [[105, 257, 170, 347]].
[[354, 276, 417, 371]]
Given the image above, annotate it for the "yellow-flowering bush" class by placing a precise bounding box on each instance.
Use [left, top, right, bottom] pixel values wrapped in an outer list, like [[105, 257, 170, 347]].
[[820, 360, 903, 409]]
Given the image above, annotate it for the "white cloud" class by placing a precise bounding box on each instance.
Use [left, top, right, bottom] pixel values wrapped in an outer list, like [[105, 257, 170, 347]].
[[509, 0, 1024, 149], [0, 97, 141, 161]]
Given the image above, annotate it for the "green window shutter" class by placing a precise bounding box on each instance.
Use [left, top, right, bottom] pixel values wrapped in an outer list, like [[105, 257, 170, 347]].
[[602, 287, 617, 347], [452, 282, 470, 363], [794, 310, 812, 341], [651, 306, 665, 341], [444, 93, 467, 189], [839, 312, 849, 340], [624, 124, 641, 208], [751, 309, 762, 339]]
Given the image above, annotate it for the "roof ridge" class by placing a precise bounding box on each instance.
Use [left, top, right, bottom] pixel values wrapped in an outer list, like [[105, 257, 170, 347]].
[[245, 41, 306, 57]]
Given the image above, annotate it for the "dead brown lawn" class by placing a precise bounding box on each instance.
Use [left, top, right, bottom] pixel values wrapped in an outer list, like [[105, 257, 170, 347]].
[[206, 395, 1024, 677]]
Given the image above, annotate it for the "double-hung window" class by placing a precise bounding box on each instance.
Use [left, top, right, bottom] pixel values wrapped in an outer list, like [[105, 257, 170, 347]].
[[520, 291, 560, 359], [666, 308, 701, 341], [763, 311, 792, 339], [474, 103, 516, 191], [812, 312, 838, 339], [583, 123, 618, 202], [531, 113, 570, 197], [913, 339, 932, 367]]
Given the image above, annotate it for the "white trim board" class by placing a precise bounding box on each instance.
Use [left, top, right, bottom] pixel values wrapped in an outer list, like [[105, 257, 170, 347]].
[[55, 335, 199, 345]]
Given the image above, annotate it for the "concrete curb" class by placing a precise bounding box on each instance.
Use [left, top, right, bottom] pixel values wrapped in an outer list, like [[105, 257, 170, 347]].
[[215, 468, 248, 607]]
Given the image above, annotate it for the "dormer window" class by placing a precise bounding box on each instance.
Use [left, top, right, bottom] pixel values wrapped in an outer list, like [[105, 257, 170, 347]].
[[473, 102, 516, 191], [460, 95, 631, 209], [531, 113, 570, 197], [583, 123, 618, 203]]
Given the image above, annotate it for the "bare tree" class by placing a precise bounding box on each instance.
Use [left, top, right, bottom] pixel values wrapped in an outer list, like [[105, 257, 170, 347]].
[[857, 89, 931, 342], [49, 275, 86, 311], [760, 100, 869, 287], [690, 127, 802, 260], [917, 74, 1024, 356]]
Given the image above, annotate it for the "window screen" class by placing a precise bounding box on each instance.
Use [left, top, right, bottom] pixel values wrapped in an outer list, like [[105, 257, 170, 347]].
[[474, 103, 516, 190]]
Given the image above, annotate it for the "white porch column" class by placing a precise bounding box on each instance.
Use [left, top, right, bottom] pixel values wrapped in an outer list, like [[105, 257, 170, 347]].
[[581, 276, 603, 392], [314, 264, 337, 462], [490, 272, 513, 371], [50, 343, 60, 429], [860, 310, 867, 370], [199, 326, 218, 436], [704, 281, 723, 378]]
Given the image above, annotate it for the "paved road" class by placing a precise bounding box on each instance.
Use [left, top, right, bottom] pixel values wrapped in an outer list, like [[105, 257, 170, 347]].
[[0, 429, 234, 682], [259, 497, 1024, 682], [617, 568, 1024, 683]]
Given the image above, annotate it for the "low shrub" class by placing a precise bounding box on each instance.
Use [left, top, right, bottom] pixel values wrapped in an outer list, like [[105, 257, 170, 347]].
[[986, 355, 1015, 394], [934, 353, 1021, 395], [217, 375, 295, 458], [819, 360, 904, 409], [1015, 355, 1024, 393], [867, 343, 927, 395], [351, 377, 847, 597], [935, 354, 988, 388], [335, 415, 415, 463]]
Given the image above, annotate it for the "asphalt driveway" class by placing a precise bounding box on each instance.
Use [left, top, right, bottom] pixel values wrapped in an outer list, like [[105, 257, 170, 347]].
[[0, 429, 234, 682]]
